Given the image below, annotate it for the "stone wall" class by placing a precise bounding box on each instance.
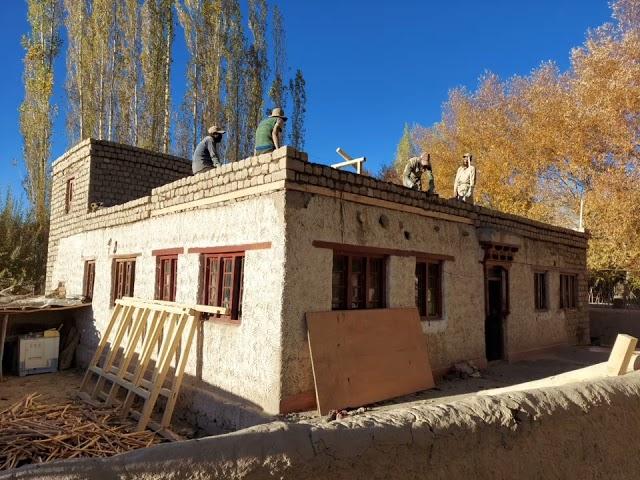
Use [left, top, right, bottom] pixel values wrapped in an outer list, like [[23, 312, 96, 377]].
[[5, 373, 640, 480]]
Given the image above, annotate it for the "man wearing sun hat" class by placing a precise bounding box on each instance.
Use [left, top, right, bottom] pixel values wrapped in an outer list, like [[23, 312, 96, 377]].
[[254, 107, 287, 155], [192, 125, 226, 174]]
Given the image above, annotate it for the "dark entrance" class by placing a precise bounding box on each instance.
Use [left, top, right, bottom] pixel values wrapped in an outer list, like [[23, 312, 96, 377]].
[[485, 266, 508, 361]]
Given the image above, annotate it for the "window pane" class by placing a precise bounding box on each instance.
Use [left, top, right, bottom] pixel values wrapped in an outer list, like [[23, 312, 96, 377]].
[[332, 255, 347, 310], [350, 257, 366, 309], [205, 257, 220, 306], [427, 262, 442, 318], [415, 262, 426, 316], [367, 258, 384, 308], [237, 256, 245, 319], [221, 258, 234, 311]]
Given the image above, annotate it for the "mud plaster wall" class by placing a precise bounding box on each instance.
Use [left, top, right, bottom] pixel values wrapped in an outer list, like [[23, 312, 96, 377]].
[[7, 373, 640, 480], [52, 192, 287, 414], [281, 191, 585, 400]]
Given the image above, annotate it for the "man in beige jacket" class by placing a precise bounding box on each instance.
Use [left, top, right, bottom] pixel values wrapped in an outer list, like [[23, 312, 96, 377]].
[[453, 153, 476, 203]]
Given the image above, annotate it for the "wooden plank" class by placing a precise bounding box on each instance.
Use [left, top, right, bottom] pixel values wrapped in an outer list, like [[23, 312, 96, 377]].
[[607, 334, 638, 376], [312, 241, 455, 262], [120, 297, 225, 315], [91, 304, 136, 399], [104, 307, 152, 406], [160, 313, 198, 427], [79, 303, 124, 392], [136, 312, 190, 431], [306, 308, 434, 415]]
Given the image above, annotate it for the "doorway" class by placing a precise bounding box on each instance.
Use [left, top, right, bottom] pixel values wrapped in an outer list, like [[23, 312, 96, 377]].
[[485, 266, 508, 361]]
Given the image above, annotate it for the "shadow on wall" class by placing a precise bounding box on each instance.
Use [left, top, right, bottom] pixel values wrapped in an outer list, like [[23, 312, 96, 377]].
[[72, 308, 274, 435], [590, 306, 640, 346]]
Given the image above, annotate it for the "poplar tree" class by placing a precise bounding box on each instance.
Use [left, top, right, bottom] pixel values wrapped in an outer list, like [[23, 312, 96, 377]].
[[288, 69, 306, 150], [392, 123, 415, 176], [140, 0, 174, 152], [245, 0, 268, 156], [19, 0, 62, 290], [268, 5, 286, 109]]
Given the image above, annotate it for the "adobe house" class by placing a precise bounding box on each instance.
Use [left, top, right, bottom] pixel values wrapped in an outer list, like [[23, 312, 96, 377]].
[[46, 139, 589, 432]]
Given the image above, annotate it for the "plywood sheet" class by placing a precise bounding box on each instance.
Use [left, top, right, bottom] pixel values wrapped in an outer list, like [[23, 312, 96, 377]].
[[307, 308, 434, 415]]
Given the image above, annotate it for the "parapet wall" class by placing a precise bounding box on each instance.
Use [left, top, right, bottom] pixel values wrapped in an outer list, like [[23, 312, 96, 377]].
[[6, 373, 640, 479]]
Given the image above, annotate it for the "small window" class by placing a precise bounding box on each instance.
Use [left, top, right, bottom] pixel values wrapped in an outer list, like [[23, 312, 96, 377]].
[[65, 178, 74, 214], [83, 260, 96, 301], [331, 253, 385, 310], [155, 255, 178, 301], [416, 261, 443, 319], [113, 258, 136, 303], [202, 253, 245, 321], [560, 273, 578, 309], [534, 272, 548, 310]]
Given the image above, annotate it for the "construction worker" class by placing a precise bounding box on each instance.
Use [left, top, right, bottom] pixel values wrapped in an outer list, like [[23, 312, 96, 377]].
[[192, 125, 225, 175], [254, 107, 287, 155], [403, 153, 435, 193], [453, 153, 476, 203]]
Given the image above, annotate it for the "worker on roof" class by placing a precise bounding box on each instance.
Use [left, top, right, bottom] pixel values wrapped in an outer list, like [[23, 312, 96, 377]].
[[403, 153, 435, 194], [454, 152, 476, 203], [254, 108, 287, 155], [192, 125, 225, 175]]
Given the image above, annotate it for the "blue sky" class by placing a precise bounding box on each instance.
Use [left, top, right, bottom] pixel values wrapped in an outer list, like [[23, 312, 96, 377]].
[[0, 0, 612, 204]]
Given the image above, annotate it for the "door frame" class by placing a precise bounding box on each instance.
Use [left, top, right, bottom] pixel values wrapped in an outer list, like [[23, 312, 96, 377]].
[[483, 261, 511, 362]]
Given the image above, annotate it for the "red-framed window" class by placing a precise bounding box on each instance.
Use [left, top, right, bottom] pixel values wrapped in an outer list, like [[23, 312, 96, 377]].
[[560, 273, 578, 309], [202, 253, 245, 321], [332, 253, 385, 310], [155, 255, 178, 302], [83, 260, 96, 301], [65, 178, 74, 214], [534, 271, 548, 310], [415, 260, 442, 319], [112, 258, 136, 303]]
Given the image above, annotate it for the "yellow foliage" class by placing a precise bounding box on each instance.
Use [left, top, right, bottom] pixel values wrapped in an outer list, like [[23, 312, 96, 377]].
[[398, 0, 640, 272]]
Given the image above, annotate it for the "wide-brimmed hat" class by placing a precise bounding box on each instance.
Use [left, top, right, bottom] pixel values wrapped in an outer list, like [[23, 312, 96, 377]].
[[270, 108, 288, 120], [208, 125, 226, 135]]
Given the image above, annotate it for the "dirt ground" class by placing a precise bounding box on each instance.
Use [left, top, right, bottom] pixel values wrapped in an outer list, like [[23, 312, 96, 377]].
[[0, 370, 83, 411], [0, 346, 612, 427], [285, 345, 612, 422]]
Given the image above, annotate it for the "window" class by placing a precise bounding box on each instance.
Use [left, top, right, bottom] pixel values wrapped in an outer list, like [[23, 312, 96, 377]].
[[65, 178, 74, 214], [415, 261, 443, 319], [560, 274, 578, 309], [534, 272, 548, 310], [332, 253, 385, 310], [202, 253, 245, 320], [83, 260, 96, 301], [155, 256, 178, 302], [113, 258, 136, 302]]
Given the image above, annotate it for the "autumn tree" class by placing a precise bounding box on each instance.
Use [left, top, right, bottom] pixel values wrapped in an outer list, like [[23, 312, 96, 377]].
[[19, 0, 62, 291]]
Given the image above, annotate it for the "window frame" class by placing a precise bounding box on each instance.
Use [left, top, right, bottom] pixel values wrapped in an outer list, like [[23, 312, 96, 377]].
[[65, 177, 74, 214], [155, 255, 178, 302], [559, 273, 578, 310], [201, 252, 245, 322], [415, 259, 443, 320], [83, 260, 96, 301], [533, 271, 548, 311], [331, 252, 386, 311], [111, 257, 136, 304]]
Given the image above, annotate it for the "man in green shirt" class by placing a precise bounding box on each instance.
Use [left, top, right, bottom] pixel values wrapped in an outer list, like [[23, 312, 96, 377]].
[[254, 108, 287, 154]]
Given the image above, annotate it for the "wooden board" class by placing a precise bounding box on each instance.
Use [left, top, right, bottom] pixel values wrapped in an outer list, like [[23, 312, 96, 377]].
[[307, 308, 434, 415], [607, 334, 638, 376]]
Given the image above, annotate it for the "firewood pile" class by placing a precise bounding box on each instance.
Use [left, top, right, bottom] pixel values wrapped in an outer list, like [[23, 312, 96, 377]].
[[0, 394, 163, 471]]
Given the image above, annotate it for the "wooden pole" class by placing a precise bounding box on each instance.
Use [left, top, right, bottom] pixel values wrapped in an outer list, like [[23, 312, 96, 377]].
[[0, 314, 8, 382]]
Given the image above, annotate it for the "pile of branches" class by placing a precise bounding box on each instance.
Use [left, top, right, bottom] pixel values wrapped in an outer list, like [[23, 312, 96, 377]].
[[0, 394, 162, 471]]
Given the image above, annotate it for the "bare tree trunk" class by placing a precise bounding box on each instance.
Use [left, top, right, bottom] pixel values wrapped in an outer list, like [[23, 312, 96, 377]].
[[98, 48, 105, 139]]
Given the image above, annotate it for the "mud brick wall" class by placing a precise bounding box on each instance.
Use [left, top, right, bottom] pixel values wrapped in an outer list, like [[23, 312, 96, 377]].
[[88, 140, 191, 208]]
